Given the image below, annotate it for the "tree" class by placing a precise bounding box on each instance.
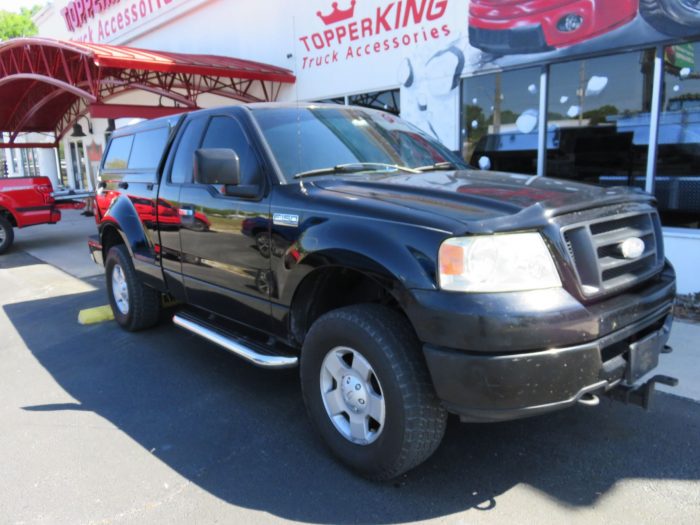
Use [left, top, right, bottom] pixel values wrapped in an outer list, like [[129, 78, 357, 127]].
[[0, 5, 44, 41], [583, 104, 619, 126]]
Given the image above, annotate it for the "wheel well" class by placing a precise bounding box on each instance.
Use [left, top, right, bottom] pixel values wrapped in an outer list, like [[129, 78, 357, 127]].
[[101, 225, 125, 260], [0, 207, 17, 227], [290, 267, 406, 345]]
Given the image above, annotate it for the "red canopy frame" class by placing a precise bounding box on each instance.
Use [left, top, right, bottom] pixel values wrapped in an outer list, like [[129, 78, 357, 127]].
[[0, 38, 296, 148]]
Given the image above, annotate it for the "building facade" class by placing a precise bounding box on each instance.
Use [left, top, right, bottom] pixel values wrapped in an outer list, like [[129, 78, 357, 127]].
[[28, 0, 700, 292]]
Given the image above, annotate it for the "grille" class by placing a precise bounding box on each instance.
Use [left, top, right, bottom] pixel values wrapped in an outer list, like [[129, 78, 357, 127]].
[[561, 211, 664, 298]]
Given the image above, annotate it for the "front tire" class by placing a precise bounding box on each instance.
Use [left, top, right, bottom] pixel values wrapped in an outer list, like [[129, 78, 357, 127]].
[[0, 215, 14, 255], [300, 304, 447, 480], [105, 244, 161, 331], [641, 0, 700, 36]]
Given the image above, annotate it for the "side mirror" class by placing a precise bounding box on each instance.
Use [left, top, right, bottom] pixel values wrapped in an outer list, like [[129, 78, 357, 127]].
[[194, 148, 240, 186]]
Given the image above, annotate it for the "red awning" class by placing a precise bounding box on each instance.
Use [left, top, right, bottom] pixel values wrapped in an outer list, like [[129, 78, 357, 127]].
[[0, 38, 296, 148]]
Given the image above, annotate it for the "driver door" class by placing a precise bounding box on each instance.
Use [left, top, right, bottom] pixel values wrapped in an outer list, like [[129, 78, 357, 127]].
[[177, 114, 273, 332]]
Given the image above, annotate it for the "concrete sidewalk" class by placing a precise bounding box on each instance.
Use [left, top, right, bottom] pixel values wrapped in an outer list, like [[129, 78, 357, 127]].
[[6, 209, 699, 402], [659, 321, 700, 401], [11, 208, 101, 279]]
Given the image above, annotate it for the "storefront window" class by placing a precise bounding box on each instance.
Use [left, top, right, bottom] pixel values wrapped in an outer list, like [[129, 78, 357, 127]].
[[349, 89, 400, 115], [656, 43, 700, 229], [461, 67, 542, 174], [315, 89, 400, 115], [546, 50, 655, 187]]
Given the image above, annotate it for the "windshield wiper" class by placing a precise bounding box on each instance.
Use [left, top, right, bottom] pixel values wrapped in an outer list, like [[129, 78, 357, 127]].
[[293, 162, 419, 179], [415, 161, 461, 172]]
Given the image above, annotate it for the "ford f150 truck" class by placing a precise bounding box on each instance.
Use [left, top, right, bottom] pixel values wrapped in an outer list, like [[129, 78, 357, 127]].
[[89, 103, 677, 480], [0, 176, 82, 254]]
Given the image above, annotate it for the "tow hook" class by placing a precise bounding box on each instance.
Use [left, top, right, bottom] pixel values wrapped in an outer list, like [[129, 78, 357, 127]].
[[577, 393, 600, 406], [607, 374, 679, 410]]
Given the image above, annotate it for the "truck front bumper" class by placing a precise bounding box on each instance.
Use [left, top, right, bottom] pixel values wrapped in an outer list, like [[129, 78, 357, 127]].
[[424, 310, 672, 422], [409, 264, 676, 421]]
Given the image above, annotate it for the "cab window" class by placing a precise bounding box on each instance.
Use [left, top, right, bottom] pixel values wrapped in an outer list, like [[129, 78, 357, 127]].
[[103, 135, 133, 170], [170, 117, 207, 184], [128, 128, 169, 170], [201, 116, 263, 186]]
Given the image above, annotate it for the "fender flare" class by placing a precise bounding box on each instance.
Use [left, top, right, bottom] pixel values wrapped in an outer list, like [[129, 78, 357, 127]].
[[278, 219, 440, 307], [0, 205, 18, 227], [100, 194, 154, 261]]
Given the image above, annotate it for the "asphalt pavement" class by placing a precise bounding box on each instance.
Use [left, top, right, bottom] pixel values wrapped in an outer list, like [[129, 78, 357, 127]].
[[1, 215, 699, 524]]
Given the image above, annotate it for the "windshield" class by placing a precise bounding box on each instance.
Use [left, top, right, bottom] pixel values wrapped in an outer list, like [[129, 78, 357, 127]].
[[250, 106, 467, 182]]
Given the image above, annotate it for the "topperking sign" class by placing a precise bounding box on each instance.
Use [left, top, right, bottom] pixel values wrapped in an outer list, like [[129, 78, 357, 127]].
[[297, 0, 452, 70], [59, 0, 177, 42]]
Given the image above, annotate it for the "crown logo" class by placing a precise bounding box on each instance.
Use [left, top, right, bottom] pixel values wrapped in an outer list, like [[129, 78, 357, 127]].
[[317, 1, 357, 25]]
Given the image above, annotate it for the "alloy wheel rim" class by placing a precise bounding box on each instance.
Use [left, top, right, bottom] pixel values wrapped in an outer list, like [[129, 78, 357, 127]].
[[319, 346, 386, 445], [0, 227, 5, 244], [111, 264, 130, 315]]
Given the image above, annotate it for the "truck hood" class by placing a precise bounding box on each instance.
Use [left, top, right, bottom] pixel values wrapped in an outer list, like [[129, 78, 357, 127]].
[[316, 170, 654, 233]]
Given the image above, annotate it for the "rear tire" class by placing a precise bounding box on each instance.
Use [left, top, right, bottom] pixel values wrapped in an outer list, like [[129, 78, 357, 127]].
[[300, 304, 447, 480], [0, 215, 14, 255], [640, 0, 700, 36], [105, 244, 161, 331]]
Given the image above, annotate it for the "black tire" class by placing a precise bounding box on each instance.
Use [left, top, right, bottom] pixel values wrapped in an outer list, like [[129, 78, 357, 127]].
[[640, 0, 700, 36], [191, 218, 209, 232], [105, 244, 161, 331], [0, 215, 14, 255], [300, 304, 447, 480]]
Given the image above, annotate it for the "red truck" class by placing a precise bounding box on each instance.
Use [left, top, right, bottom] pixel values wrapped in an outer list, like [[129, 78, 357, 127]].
[[469, 0, 700, 55], [0, 176, 83, 254]]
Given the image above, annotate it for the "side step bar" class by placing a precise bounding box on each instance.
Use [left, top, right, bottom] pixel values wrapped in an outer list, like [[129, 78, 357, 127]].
[[173, 313, 298, 369]]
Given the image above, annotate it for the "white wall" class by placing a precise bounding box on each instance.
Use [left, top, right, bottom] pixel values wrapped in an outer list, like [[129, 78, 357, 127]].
[[664, 230, 700, 294], [37, 0, 466, 148]]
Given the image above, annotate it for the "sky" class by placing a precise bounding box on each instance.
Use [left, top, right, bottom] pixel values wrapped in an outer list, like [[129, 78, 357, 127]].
[[0, 0, 47, 13]]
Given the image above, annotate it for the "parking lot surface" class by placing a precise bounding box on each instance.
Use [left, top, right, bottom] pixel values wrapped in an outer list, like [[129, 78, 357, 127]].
[[1, 234, 700, 524]]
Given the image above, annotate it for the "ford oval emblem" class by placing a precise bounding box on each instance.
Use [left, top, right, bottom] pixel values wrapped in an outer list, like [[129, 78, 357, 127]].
[[620, 237, 645, 259]]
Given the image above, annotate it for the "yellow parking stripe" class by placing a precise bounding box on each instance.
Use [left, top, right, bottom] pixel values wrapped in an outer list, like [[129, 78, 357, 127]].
[[78, 305, 114, 325]]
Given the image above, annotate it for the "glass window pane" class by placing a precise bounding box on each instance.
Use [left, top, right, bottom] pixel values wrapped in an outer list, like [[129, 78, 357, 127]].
[[252, 106, 463, 181], [349, 89, 400, 115], [546, 50, 655, 187], [201, 116, 262, 185], [103, 135, 133, 170], [170, 118, 207, 184], [656, 43, 700, 229], [128, 128, 169, 170], [461, 68, 542, 174]]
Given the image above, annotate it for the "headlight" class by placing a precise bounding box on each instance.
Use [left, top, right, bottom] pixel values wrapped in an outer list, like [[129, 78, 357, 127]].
[[438, 232, 561, 292]]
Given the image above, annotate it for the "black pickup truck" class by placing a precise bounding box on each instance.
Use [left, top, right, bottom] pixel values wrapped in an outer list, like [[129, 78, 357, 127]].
[[89, 103, 677, 480]]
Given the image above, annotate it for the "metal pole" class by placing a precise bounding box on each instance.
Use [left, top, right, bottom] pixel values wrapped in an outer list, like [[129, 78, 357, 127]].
[[645, 45, 664, 194], [537, 66, 549, 177]]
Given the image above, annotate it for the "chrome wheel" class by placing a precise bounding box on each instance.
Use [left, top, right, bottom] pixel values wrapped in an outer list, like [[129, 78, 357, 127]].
[[319, 346, 385, 445], [0, 228, 5, 244], [111, 263, 130, 315]]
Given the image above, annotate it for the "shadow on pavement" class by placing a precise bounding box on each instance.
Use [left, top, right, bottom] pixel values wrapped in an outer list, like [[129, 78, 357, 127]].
[[0, 250, 45, 271], [4, 284, 700, 524]]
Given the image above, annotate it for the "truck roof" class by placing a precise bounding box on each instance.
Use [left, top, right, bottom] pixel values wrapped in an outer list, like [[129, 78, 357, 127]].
[[108, 102, 380, 139]]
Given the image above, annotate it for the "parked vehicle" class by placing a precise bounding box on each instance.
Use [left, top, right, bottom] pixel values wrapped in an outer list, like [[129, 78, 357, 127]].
[[0, 176, 83, 254], [90, 103, 677, 480], [468, 0, 700, 55]]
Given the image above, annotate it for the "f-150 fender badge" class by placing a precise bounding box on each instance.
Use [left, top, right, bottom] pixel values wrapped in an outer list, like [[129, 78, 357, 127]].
[[273, 213, 300, 227]]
